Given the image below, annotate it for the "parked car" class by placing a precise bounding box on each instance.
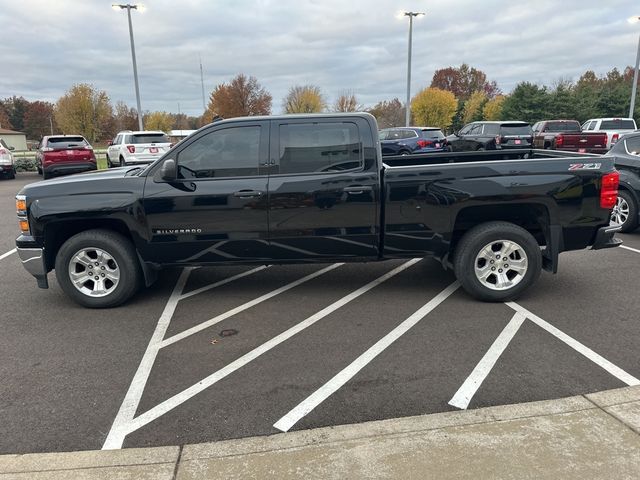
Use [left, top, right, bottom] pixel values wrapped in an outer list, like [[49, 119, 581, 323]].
[[446, 121, 533, 152], [532, 120, 608, 154], [581, 118, 637, 149], [15, 113, 620, 308], [106, 130, 172, 167], [0, 138, 16, 179], [605, 131, 640, 232], [379, 127, 447, 156], [35, 135, 96, 180]]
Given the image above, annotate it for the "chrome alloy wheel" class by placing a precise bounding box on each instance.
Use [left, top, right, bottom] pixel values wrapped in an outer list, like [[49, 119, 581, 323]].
[[474, 240, 528, 291], [610, 195, 629, 226], [68, 247, 120, 297]]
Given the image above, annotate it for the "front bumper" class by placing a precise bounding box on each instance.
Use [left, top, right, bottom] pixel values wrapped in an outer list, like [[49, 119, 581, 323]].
[[16, 246, 49, 288], [591, 224, 622, 250]]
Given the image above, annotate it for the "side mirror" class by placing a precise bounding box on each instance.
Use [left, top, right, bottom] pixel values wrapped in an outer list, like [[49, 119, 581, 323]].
[[454, 131, 460, 137], [107, 140, 113, 146], [8, 146, 14, 151], [159, 159, 177, 181]]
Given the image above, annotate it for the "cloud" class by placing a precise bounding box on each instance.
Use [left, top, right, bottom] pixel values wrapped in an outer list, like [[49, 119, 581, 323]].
[[0, 0, 638, 115]]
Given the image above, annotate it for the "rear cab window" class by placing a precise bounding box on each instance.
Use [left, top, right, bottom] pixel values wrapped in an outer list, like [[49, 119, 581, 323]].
[[544, 121, 580, 132], [600, 119, 637, 130], [46, 136, 88, 149]]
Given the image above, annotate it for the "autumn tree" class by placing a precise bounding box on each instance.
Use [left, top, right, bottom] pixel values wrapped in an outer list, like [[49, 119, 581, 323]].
[[54, 84, 113, 142], [1, 96, 30, 131], [144, 111, 173, 132], [462, 91, 488, 124], [113, 101, 139, 132], [0, 104, 13, 130], [283, 85, 326, 113], [172, 113, 191, 130], [333, 91, 362, 112], [411, 87, 457, 131], [482, 95, 505, 120], [430, 64, 500, 101], [206, 74, 272, 119], [367, 98, 405, 129], [22, 101, 56, 139]]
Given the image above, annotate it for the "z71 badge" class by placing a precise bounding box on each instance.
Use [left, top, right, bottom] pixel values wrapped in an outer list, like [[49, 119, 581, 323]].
[[568, 163, 601, 171]]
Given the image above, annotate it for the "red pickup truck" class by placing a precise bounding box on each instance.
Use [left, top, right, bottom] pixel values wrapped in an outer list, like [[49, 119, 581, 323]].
[[532, 120, 608, 154]]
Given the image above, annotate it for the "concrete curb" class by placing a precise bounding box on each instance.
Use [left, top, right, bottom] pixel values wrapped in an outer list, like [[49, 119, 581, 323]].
[[2, 385, 640, 479]]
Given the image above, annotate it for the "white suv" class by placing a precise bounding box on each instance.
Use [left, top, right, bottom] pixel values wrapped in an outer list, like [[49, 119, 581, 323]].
[[0, 138, 15, 179], [106, 130, 172, 167], [581, 118, 637, 149]]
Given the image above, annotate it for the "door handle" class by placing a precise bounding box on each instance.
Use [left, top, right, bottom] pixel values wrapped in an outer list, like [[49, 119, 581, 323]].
[[233, 190, 263, 198], [343, 186, 373, 195]]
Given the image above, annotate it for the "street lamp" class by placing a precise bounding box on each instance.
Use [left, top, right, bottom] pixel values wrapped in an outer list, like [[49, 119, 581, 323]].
[[112, 3, 145, 130], [399, 11, 425, 127], [628, 16, 640, 119]]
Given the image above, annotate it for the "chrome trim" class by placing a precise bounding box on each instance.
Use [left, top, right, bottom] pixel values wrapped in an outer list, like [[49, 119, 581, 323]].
[[17, 247, 46, 277]]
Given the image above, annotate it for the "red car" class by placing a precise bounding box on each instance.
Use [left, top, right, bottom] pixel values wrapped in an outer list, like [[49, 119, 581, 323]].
[[36, 135, 97, 179]]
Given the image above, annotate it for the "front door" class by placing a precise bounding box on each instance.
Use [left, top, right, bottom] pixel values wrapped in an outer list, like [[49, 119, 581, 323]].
[[141, 120, 271, 264], [266, 117, 379, 260]]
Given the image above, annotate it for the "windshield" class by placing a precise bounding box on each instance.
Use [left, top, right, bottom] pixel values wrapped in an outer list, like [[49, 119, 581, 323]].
[[500, 125, 532, 136], [600, 119, 636, 130], [128, 133, 170, 144], [46, 136, 88, 149]]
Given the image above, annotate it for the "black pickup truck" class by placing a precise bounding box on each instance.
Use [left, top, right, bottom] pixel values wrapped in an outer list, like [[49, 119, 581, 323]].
[[15, 113, 621, 308]]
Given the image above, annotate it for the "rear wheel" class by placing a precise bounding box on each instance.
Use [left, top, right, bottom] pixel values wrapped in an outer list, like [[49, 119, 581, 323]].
[[611, 190, 638, 233], [119, 156, 125, 167], [43, 170, 51, 180], [399, 150, 411, 156], [8, 168, 15, 179], [55, 229, 142, 308], [453, 221, 541, 302], [105, 154, 111, 168]]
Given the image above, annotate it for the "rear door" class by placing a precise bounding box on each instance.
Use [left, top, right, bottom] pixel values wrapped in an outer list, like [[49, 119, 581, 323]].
[[499, 123, 533, 148], [266, 116, 380, 259], [46, 136, 94, 164]]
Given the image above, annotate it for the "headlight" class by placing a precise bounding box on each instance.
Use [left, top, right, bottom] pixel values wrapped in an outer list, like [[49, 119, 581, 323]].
[[16, 194, 29, 234]]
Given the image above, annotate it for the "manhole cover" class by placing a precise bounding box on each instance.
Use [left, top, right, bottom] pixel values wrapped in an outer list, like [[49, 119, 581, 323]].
[[220, 329, 239, 337]]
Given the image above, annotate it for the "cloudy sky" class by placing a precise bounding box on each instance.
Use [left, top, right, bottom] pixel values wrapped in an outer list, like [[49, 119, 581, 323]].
[[1, 0, 638, 116]]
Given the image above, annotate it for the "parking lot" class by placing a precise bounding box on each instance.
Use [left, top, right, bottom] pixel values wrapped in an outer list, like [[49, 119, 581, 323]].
[[1, 171, 640, 454]]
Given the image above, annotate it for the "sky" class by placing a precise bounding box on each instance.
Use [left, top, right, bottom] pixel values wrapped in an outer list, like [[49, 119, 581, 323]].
[[1, 0, 639, 116]]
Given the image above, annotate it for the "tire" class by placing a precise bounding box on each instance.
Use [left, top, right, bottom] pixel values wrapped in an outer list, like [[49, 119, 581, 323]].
[[477, 146, 486, 151], [399, 150, 411, 156], [55, 229, 142, 308], [119, 156, 126, 167], [8, 168, 15, 179], [37, 166, 42, 175], [105, 154, 111, 168], [611, 190, 638, 233], [453, 221, 542, 302], [43, 170, 51, 180]]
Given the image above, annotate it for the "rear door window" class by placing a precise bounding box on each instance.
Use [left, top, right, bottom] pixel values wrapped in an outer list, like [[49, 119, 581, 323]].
[[278, 122, 362, 174], [401, 130, 418, 139], [625, 137, 640, 155]]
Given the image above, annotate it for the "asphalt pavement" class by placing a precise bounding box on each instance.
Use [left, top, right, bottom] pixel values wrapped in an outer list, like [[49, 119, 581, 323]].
[[1, 171, 639, 455]]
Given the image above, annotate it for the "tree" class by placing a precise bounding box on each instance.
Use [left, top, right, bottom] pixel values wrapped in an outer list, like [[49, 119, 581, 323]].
[[23, 101, 56, 139], [172, 113, 191, 130], [430, 64, 501, 101], [205, 74, 272, 119], [500, 82, 549, 123], [1, 96, 30, 131], [144, 111, 173, 132], [283, 85, 326, 113], [0, 104, 13, 130], [54, 83, 113, 143], [482, 95, 505, 121], [113, 101, 139, 132], [333, 91, 362, 112], [461, 91, 488, 124], [411, 87, 458, 131], [367, 98, 405, 129], [547, 79, 577, 120]]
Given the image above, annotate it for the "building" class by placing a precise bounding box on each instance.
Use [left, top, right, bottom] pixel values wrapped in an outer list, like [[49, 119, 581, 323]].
[[0, 128, 28, 151]]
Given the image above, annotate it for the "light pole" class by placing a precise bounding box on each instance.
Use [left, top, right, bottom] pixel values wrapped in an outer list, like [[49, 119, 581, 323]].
[[112, 3, 145, 130], [629, 16, 640, 119], [400, 11, 425, 127]]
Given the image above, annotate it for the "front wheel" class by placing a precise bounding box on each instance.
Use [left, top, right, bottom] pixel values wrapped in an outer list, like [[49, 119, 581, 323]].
[[453, 221, 542, 302], [611, 190, 638, 233], [55, 229, 142, 308]]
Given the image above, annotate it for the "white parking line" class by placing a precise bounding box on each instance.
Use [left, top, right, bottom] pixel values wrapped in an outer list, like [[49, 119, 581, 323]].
[[506, 302, 640, 386], [620, 245, 640, 255], [161, 263, 344, 348], [448, 312, 526, 410], [120, 258, 422, 438], [0, 248, 16, 261], [179, 266, 268, 300], [274, 280, 460, 432]]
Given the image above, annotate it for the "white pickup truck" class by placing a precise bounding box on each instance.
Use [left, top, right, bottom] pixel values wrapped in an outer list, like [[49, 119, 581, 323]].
[[581, 117, 637, 149]]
